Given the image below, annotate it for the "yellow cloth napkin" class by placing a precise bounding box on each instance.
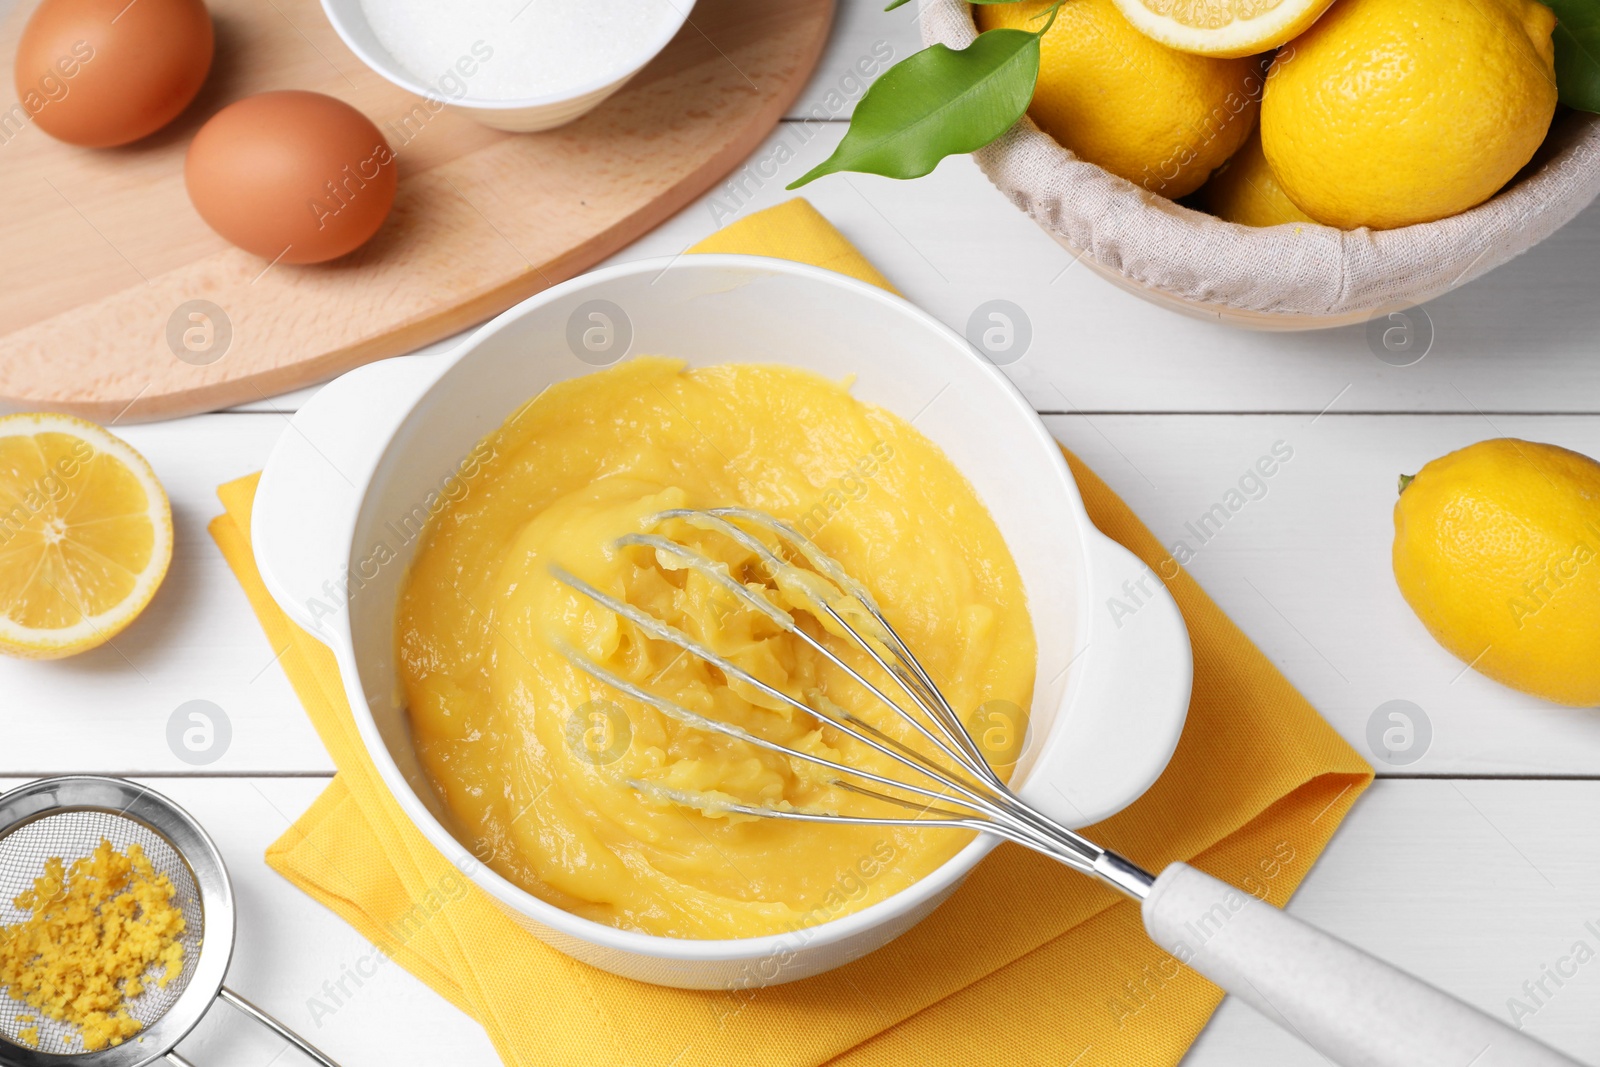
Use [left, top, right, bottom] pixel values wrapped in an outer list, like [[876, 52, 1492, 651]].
[[209, 198, 1372, 1067]]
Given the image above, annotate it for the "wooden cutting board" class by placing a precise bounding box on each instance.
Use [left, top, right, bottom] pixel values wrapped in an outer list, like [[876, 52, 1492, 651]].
[[0, 0, 833, 422]]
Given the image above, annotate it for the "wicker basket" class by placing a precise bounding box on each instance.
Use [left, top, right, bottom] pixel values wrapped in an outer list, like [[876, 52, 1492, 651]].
[[923, 0, 1600, 329]]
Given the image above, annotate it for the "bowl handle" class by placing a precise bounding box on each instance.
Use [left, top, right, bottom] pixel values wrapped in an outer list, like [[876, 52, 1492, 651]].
[[1017, 530, 1193, 827], [252, 356, 447, 643]]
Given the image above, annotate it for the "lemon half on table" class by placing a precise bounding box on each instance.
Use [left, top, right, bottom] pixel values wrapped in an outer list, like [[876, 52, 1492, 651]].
[[0, 414, 172, 659], [1110, 0, 1338, 56]]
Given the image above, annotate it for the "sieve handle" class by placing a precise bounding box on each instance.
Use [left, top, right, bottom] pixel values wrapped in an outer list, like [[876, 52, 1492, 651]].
[[217, 986, 343, 1067], [163, 989, 342, 1067], [1140, 863, 1584, 1067]]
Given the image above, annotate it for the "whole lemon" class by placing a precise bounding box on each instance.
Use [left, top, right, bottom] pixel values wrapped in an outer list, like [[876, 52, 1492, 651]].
[[978, 0, 1265, 198], [1261, 0, 1558, 230], [1198, 130, 1316, 227], [1393, 439, 1600, 707]]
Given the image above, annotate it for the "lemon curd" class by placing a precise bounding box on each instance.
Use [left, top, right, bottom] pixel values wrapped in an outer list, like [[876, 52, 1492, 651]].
[[397, 358, 1036, 939]]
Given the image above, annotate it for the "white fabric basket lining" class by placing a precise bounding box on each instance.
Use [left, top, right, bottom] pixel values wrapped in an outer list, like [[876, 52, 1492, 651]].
[[922, 0, 1600, 328]]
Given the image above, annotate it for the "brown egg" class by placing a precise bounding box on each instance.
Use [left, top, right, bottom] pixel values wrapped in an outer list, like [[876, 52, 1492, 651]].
[[185, 90, 397, 264], [14, 0, 213, 147]]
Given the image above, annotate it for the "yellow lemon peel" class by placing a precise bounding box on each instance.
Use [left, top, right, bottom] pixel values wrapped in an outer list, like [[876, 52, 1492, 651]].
[[0, 839, 187, 1052]]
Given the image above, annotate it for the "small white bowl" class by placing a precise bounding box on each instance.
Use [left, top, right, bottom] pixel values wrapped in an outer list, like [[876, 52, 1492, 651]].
[[251, 255, 1193, 988], [319, 0, 695, 132]]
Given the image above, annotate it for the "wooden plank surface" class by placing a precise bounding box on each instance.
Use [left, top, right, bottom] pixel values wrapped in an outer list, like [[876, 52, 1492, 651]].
[[627, 121, 1600, 416], [0, 414, 325, 776], [2, 410, 1592, 780], [4, 1, 1600, 1064], [1043, 413, 1600, 779], [213, 115, 1600, 419]]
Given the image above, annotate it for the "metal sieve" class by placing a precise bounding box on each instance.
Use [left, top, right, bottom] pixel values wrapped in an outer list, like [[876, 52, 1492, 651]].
[[0, 777, 340, 1067]]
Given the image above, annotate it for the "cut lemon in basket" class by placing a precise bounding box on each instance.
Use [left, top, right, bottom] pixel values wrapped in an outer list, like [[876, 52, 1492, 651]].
[[0, 414, 172, 659], [1108, 0, 1338, 57]]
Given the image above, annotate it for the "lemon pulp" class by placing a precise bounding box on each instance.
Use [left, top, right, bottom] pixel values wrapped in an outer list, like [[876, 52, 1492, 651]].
[[0, 415, 171, 659], [1109, 0, 1339, 57]]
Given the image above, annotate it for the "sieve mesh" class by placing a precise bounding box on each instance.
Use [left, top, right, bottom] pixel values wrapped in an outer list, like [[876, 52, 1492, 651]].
[[0, 810, 206, 1057]]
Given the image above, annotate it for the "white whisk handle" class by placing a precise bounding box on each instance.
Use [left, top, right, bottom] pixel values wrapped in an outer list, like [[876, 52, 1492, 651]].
[[1140, 863, 1583, 1067]]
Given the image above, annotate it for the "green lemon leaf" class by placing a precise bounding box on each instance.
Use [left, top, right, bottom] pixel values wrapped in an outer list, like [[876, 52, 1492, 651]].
[[1546, 0, 1600, 112], [787, 28, 1041, 189]]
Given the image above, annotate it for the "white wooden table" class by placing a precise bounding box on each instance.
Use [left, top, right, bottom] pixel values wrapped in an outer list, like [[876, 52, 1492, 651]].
[[5, 3, 1600, 1064]]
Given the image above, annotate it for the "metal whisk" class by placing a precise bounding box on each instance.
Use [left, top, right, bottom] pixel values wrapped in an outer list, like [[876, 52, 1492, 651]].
[[552, 506, 1153, 898], [554, 507, 1581, 1067]]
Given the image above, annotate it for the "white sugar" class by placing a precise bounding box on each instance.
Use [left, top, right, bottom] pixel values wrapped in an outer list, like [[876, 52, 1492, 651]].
[[358, 0, 683, 102]]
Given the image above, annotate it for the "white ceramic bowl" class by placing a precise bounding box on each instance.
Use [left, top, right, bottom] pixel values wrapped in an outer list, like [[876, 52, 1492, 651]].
[[319, 0, 695, 132], [251, 254, 1193, 989]]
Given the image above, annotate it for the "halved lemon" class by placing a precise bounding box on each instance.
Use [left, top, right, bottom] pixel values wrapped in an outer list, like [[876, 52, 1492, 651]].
[[0, 414, 172, 659], [1109, 0, 1338, 57]]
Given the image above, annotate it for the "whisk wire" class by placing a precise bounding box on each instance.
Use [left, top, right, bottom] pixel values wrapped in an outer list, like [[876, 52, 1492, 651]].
[[552, 561, 998, 808], [552, 508, 1111, 876], [610, 531, 997, 787], [557, 639, 1038, 834], [823, 779, 1103, 868], [628, 779, 1098, 870], [630, 512, 999, 783], [814, 595, 998, 781], [702, 507, 1002, 781], [708, 510, 1085, 847]]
